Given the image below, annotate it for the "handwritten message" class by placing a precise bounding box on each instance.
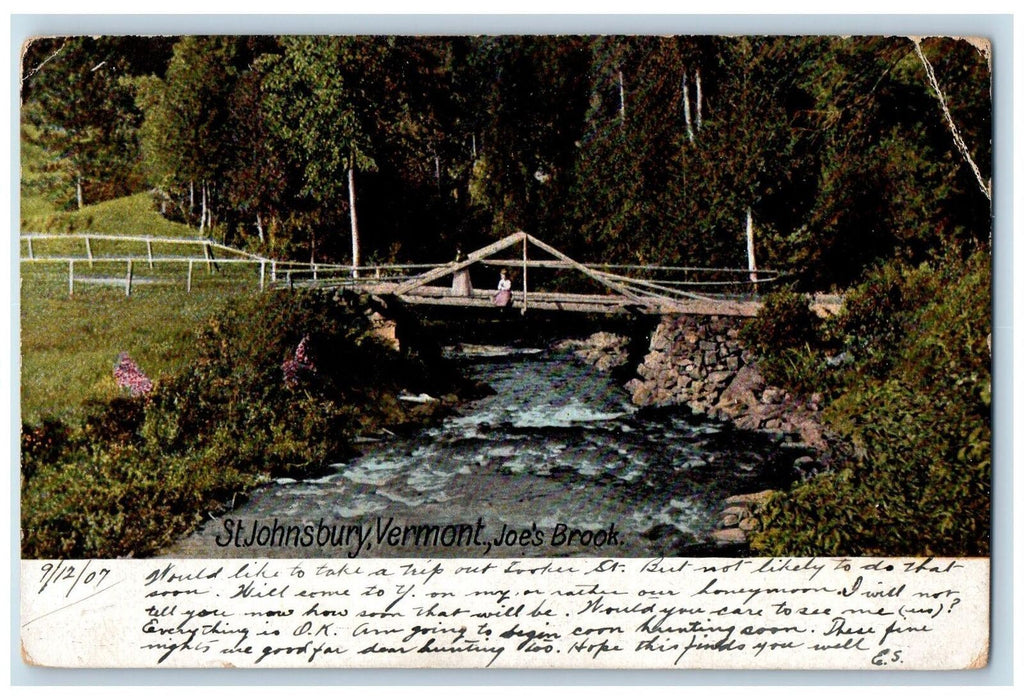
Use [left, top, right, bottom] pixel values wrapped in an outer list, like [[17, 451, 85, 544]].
[[21, 557, 988, 669]]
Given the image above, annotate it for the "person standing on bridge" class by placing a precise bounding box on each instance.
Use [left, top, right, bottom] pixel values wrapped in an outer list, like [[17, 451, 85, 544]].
[[494, 268, 512, 310], [451, 247, 473, 297]]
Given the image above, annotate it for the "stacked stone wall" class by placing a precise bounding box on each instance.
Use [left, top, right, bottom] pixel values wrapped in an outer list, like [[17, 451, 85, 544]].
[[618, 315, 828, 453], [624, 316, 748, 414]]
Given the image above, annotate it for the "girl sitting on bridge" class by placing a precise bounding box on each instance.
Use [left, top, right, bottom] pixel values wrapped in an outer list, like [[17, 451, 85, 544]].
[[494, 269, 512, 308]]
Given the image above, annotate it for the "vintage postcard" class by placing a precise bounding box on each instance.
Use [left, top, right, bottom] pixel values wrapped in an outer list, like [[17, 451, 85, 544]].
[[17, 30, 994, 671]]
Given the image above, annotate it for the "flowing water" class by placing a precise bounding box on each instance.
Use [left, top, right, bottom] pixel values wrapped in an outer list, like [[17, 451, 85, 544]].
[[166, 346, 807, 559]]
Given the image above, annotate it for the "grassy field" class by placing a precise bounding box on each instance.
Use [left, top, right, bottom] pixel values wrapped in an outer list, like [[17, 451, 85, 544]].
[[19, 193, 259, 424], [20, 192, 202, 239]]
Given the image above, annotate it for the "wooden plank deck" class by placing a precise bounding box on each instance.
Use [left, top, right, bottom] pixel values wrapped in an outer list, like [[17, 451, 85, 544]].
[[333, 283, 763, 316]]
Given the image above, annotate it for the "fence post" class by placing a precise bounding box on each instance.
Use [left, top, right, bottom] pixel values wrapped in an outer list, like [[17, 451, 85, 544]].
[[85, 235, 93, 268], [125, 259, 134, 297], [204, 243, 213, 273], [271, 260, 277, 282], [260, 260, 266, 292], [313, 264, 318, 282], [68, 259, 74, 297], [187, 260, 193, 293], [27, 237, 34, 260], [147, 239, 154, 269]]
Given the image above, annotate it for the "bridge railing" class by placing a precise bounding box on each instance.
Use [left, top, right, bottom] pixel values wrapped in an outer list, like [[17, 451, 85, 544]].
[[471, 258, 785, 303], [267, 262, 435, 289], [278, 258, 787, 304]]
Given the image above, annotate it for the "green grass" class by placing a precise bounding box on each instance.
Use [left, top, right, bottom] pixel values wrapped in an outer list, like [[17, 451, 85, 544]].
[[21, 192, 206, 240], [18, 189, 270, 423], [20, 194, 53, 220], [20, 265, 261, 424]]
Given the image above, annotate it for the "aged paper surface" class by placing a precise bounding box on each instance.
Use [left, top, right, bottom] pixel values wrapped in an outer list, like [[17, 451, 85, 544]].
[[21, 557, 988, 669]]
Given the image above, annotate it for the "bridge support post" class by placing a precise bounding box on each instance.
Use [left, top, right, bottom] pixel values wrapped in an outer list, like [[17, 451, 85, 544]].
[[522, 235, 528, 315]]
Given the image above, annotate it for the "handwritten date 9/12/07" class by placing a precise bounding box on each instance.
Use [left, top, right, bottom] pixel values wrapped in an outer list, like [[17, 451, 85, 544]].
[[36, 560, 113, 597], [21, 556, 986, 670]]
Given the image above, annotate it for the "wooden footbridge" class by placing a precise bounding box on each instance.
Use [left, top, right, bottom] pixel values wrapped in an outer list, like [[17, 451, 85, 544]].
[[278, 231, 787, 317], [20, 231, 840, 317]]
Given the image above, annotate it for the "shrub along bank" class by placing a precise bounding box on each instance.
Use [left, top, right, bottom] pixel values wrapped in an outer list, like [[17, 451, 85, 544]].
[[745, 251, 991, 556], [21, 290, 477, 559]]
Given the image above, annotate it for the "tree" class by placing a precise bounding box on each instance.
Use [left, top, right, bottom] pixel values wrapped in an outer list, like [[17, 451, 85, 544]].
[[22, 37, 162, 209], [564, 36, 731, 265], [467, 36, 592, 241], [259, 36, 381, 268], [217, 64, 290, 250], [790, 36, 991, 288], [135, 36, 240, 232], [653, 37, 822, 273]]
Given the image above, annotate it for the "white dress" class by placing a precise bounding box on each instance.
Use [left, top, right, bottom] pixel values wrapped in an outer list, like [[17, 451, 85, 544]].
[[451, 269, 472, 296]]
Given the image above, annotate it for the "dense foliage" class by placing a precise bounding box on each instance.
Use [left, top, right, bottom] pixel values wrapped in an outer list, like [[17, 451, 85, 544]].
[[739, 289, 823, 394], [21, 291, 463, 558], [749, 251, 991, 556], [21, 35, 991, 288]]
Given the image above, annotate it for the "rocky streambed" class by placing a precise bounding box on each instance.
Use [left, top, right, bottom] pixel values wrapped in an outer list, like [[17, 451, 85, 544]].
[[165, 336, 814, 559], [557, 314, 836, 547]]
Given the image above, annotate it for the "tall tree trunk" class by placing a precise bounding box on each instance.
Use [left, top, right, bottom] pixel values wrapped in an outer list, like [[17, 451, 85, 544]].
[[255, 212, 264, 244], [746, 207, 759, 288], [75, 174, 83, 210], [189, 180, 195, 224], [682, 72, 695, 143], [199, 182, 208, 234], [349, 166, 360, 278], [695, 69, 703, 132], [618, 69, 626, 123], [912, 38, 991, 201], [206, 182, 214, 233]]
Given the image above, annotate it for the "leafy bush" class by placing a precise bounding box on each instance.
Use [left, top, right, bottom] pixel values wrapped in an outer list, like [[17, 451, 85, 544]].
[[824, 259, 938, 377], [741, 289, 820, 356], [751, 251, 991, 556], [741, 289, 824, 393], [752, 377, 990, 556], [20, 418, 73, 482], [22, 444, 262, 558]]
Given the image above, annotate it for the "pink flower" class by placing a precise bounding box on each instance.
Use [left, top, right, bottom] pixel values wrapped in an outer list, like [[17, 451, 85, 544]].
[[282, 335, 316, 389], [113, 352, 153, 396]]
